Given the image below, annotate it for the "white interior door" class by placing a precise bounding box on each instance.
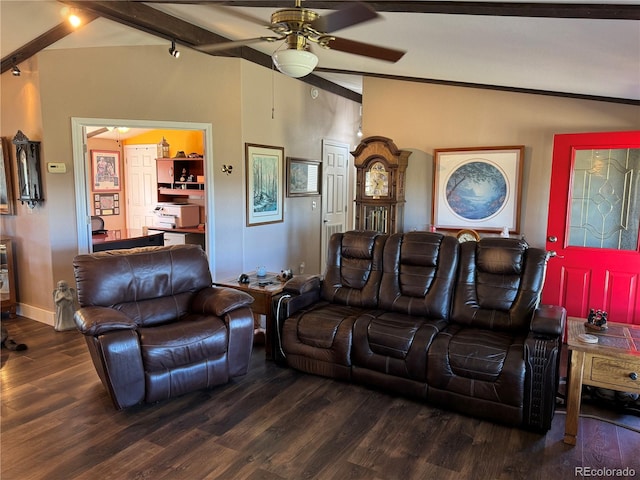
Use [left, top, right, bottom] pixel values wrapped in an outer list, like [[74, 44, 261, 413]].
[[124, 144, 158, 229], [321, 139, 350, 269]]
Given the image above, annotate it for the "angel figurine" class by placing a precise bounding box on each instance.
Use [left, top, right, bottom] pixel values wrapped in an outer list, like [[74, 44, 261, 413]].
[[53, 280, 77, 331]]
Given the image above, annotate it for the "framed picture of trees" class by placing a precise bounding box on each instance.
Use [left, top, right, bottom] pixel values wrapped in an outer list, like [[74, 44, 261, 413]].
[[245, 143, 284, 226], [432, 146, 524, 233]]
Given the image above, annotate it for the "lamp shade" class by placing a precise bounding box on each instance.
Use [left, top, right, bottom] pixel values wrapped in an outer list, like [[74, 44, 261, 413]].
[[272, 49, 319, 78]]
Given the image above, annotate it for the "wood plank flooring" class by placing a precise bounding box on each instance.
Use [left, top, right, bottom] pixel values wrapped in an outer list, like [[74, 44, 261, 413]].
[[1, 316, 639, 480]]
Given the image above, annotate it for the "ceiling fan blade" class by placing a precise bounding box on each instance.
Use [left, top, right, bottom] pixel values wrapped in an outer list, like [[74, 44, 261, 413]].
[[328, 37, 406, 63], [311, 2, 378, 34], [197, 36, 281, 53], [87, 127, 109, 138]]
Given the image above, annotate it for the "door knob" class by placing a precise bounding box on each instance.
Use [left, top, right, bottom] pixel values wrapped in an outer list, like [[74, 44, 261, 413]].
[[548, 236, 557, 242]]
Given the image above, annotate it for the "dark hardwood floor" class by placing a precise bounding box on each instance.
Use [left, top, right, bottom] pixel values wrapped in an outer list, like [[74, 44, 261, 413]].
[[1, 316, 639, 480]]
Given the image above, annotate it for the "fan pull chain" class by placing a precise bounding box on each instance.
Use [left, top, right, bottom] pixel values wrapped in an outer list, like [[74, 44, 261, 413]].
[[271, 60, 275, 119]]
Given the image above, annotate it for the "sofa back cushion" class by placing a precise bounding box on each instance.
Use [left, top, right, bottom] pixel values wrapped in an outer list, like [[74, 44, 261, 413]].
[[74, 245, 212, 327], [379, 232, 459, 319], [321, 231, 388, 308], [451, 238, 549, 331]]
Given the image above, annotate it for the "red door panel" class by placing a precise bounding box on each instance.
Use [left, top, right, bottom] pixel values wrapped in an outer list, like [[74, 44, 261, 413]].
[[542, 131, 640, 325], [558, 266, 591, 316], [605, 270, 638, 324]]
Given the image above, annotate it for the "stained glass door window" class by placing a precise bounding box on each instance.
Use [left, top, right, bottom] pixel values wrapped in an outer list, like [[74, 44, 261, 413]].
[[568, 148, 640, 250]]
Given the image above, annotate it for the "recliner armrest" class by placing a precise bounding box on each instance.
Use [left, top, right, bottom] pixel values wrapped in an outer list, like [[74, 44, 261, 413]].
[[191, 286, 254, 317], [530, 304, 566, 337], [283, 274, 322, 295], [74, 306, 137, 336]]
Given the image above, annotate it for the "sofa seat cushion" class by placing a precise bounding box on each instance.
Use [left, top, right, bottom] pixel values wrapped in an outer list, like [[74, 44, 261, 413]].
[[139, 314, 228, 370], [352, 311, 446, 381], [139, 314, 229, 403], [296, 304, 356, 349], [282, 303, 367, 375], [427, 324, 525, 407]]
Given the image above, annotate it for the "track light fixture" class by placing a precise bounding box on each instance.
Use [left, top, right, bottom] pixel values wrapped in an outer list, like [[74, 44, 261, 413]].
[[11, 58, 20, 76], [68, 9, 82, 28], [221, 165, 233, 175], [169, 40, 180, 58]]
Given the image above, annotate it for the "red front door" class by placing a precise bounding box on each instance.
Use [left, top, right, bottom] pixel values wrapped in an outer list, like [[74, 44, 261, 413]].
[[542, 131, 640, 325]]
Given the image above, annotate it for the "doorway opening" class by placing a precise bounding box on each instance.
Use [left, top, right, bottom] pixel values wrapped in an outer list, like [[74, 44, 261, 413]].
[[71, 118, 215, 271]]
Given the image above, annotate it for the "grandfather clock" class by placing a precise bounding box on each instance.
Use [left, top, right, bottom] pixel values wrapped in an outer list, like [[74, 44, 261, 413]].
[[352, 136, 411, 234]]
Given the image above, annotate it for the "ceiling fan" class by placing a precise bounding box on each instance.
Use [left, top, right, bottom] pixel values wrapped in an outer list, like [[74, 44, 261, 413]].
[[196, 1, 406, 78]]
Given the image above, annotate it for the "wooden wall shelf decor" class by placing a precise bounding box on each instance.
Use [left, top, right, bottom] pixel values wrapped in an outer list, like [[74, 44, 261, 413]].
[[13, 130, 44, 208]]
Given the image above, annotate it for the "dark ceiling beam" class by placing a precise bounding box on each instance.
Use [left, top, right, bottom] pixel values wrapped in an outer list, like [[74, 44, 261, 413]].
[[61, 1, 234, 49], [315, 67, 640, 106], [145, 1, 640, 20], [0, 13, 98, 75], [60, 1, 360, 102]]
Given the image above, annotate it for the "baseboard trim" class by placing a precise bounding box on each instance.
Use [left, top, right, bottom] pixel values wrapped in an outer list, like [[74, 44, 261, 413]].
[[17, 303, 54, 326]]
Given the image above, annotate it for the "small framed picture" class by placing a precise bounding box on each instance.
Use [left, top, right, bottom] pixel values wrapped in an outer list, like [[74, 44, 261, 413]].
[[91, 150, 121, 191], [286, 157, 321, 197], [95, 193, 120, 216]]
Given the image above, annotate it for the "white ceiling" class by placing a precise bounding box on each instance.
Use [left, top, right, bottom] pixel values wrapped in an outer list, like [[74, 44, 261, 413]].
[[2, 1, 639, 102]]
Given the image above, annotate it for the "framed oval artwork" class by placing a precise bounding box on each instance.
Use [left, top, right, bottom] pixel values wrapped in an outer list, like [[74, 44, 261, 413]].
[[432, 146, 524, 234]]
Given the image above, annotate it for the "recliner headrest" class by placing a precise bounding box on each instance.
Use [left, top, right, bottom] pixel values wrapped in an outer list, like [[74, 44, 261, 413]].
[[477, 238, 527, 275]]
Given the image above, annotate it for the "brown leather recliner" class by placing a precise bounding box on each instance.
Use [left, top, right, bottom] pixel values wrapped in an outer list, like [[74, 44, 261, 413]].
[[73, 245, 255, 409], [280, 230, 388, 380], [427, 238, 563, 431], [350, 232, 460, 398]]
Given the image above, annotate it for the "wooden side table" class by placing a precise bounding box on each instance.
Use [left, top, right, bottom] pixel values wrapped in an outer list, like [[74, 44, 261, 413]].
[[213, 272, 285, 360], [564, 317, 640, 445]]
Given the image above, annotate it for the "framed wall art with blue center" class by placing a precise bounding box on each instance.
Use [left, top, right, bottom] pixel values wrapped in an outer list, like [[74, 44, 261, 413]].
[[432, 146, 524, 234]]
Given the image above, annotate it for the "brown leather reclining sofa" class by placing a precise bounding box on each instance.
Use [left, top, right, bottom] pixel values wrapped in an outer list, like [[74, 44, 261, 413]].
[[276, 230, 566, 431]]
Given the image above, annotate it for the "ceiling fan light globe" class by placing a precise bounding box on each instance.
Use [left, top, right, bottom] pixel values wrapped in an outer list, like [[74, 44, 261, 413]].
[[272, 49, 318, 78]]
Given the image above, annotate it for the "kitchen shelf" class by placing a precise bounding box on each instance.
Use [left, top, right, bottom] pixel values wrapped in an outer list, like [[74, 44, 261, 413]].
[[158, 187, 204, 197]]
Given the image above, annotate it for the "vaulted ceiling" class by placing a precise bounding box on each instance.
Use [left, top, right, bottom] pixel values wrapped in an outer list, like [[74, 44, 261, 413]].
[[2, 1, 639, 105]]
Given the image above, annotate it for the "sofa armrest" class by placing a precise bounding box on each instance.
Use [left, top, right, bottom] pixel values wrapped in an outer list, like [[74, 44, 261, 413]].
[[191, 286, 254, 317], [530, 304, 567, 337], [74, 306, 137, 336], [277, 274, 322, 318], [283, 274, 322, 295]]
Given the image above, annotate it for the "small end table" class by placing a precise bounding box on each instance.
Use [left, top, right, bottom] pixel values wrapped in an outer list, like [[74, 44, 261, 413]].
[[213, 272, 285, 360], [564, 317, 640, 445]]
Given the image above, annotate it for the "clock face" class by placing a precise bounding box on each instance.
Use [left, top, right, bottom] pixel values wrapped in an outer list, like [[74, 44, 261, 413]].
[[456, 229, 480, 243], [365, 162, 389, 197]]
